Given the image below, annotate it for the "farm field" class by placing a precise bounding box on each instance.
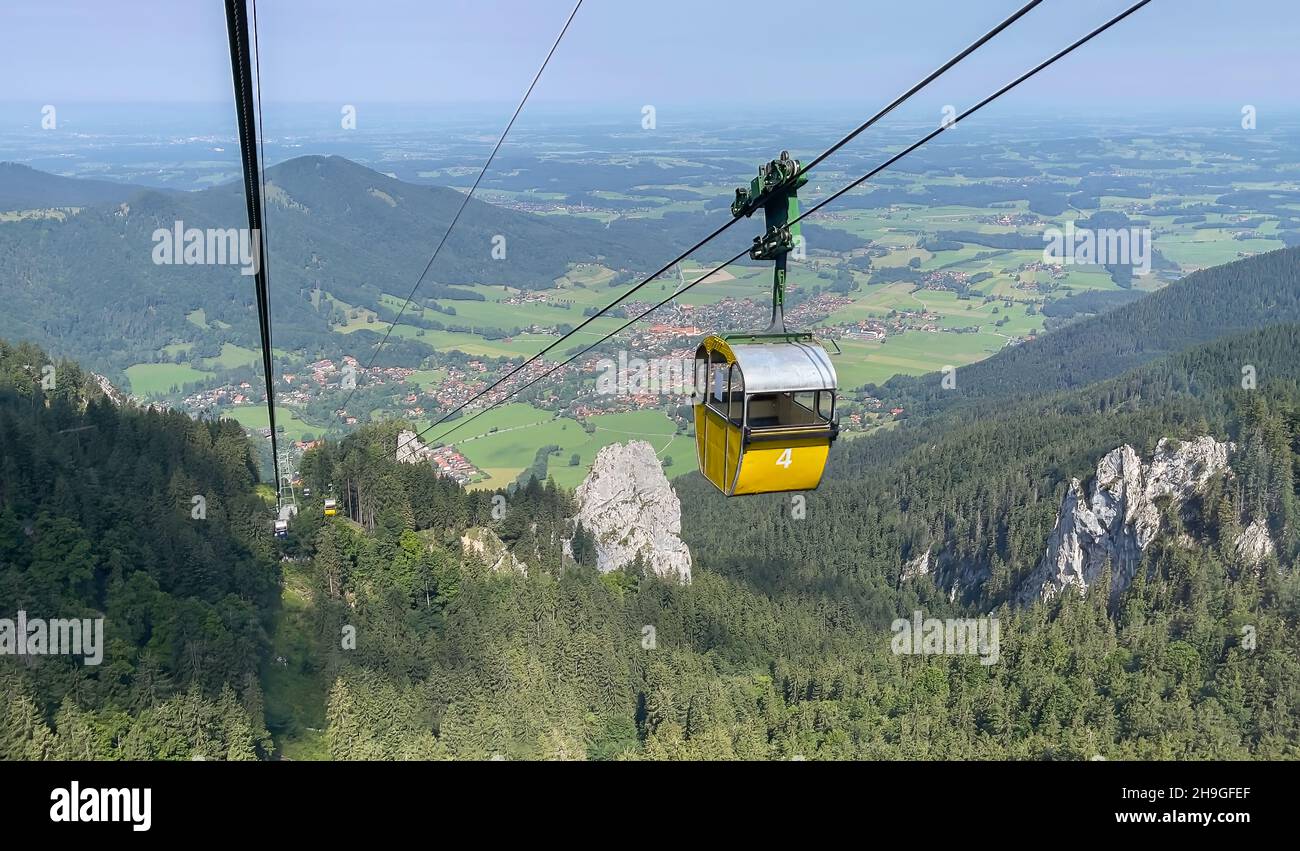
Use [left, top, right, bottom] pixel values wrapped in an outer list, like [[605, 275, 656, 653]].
[[829, 332, 1007, 389], [407, 368, 447, 390], [220, 405, 320, 442], [162, 342, 194, 357], [125, 362, 213, 397], [203, 342, 260, 370], [450, 407, 687, 489], [1155, 232, 1284, 269]]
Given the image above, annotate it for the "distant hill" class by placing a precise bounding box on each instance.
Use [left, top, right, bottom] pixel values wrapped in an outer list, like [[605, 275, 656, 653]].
[[877, 247, 1300, 416], [206, 155, 671, 289], [0, 156, 675, 376], [0, 162, 158, 209]]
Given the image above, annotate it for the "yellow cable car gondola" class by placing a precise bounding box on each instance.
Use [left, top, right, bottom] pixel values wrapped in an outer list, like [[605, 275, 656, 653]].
[[693, 333, 837, 496], [692, 150, 839, 496], [323, 497, 338, 517]]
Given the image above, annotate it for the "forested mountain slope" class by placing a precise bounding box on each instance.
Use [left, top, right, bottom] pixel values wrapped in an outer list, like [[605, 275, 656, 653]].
[[279, 307, 1300, 759], [0, 156, 672, 375], [0, 162, 159, 210], [879, 247, 1300, 417], [4, 245, 1299, 760], [0, 340, 279, 758], [2, 329, 1296, 759], [681, 321, 1300, 613], [274, 380, 1300, 758]]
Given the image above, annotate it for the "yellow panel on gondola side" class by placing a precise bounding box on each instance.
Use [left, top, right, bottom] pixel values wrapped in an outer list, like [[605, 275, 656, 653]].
[[732, 436, 830, 495], [724, 419, 743, 495], [694, 404, 706, 482], [694, 404, 733, 493]]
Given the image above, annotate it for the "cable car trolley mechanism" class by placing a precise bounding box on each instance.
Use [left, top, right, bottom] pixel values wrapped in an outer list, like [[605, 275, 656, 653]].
[[694, 151, 838, 496]]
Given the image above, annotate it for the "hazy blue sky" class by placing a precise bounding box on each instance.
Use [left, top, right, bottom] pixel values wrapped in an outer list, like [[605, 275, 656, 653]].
[[2, 0, 1297, 113]]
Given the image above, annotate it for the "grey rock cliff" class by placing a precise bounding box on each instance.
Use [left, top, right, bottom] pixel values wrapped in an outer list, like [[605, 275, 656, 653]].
[[395, 429, 432, 465], [1233, 518, 1276, 571], [91, 373, 128, 406], [461, 527, 528, 575], [901, 548, 932, 582], [1019, 436, 1232, 604], [567, 441, 691, 582]]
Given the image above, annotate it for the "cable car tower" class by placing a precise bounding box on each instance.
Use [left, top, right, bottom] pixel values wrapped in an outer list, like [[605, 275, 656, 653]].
[[275, 439, 298, 537]]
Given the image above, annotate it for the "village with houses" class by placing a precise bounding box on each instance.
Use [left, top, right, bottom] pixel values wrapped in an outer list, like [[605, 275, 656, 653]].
[[169, 271, 1045, 478]]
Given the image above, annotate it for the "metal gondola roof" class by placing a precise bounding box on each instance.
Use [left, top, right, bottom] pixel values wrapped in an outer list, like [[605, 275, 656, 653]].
[[698, 335, 837, 394]]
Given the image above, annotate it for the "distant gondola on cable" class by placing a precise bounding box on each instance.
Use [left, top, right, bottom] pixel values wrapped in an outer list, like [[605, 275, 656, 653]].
[[693, 151, 838, 496], [323, 497, 338, 517]]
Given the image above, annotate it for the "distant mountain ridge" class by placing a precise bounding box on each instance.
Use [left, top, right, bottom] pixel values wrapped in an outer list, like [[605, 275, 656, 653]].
[[0, 162, 163, 209], [879, 246, 1300, 416], [0, 155, 671, 376]]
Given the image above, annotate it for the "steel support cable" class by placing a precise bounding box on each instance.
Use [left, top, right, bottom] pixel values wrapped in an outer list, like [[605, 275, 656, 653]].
[[403, 0, 1153, 455], [335, 0, 584, 422], [251, 0, 283, 491], [252, 0, 274, 397], [225, 0, 282, 493], [392, 0, 1044, 459]]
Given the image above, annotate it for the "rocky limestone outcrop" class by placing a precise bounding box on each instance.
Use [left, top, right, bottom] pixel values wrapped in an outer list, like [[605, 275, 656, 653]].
[[461, 526, 527, 575], [396, 429, 433, 465], [1018, 436, 1232, 604], [901, 548, 932, 582], [90, 373, 128, 406], [1233, 518, 1276, 571], [566, 441, 691, 583]]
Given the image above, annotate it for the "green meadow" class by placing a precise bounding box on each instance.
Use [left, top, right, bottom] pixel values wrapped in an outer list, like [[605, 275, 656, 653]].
[[125, 362, 213, 397], [448, 407, 688, 489], [828, 332, 1007, 390], [220, 405, 319, 442], [203, 342, 260, 370]]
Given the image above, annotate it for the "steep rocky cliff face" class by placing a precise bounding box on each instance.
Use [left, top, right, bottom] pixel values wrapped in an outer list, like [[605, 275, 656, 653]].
[[395, 429, 431, 465], [1017, 436, 1233, 604], [566, 441, 691, 582], [901, 548, 932, 582], [461, 526, 528, 575], [91, 373, 128, 406], [1233, 518, 1276, 571]]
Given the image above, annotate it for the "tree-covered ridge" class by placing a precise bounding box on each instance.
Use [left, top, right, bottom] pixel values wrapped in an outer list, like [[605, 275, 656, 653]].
[[272, 417, 1300, 759], [878, 246, 1300, 417], [274, 316, 1298, 758], [3, 307, 1298, 759], [315, 560, 1299, 760], [0, 340, 278, 759], [0, 156, 676, 378], [681, 322, 1300, 615], [0, 162, 157, 209]]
